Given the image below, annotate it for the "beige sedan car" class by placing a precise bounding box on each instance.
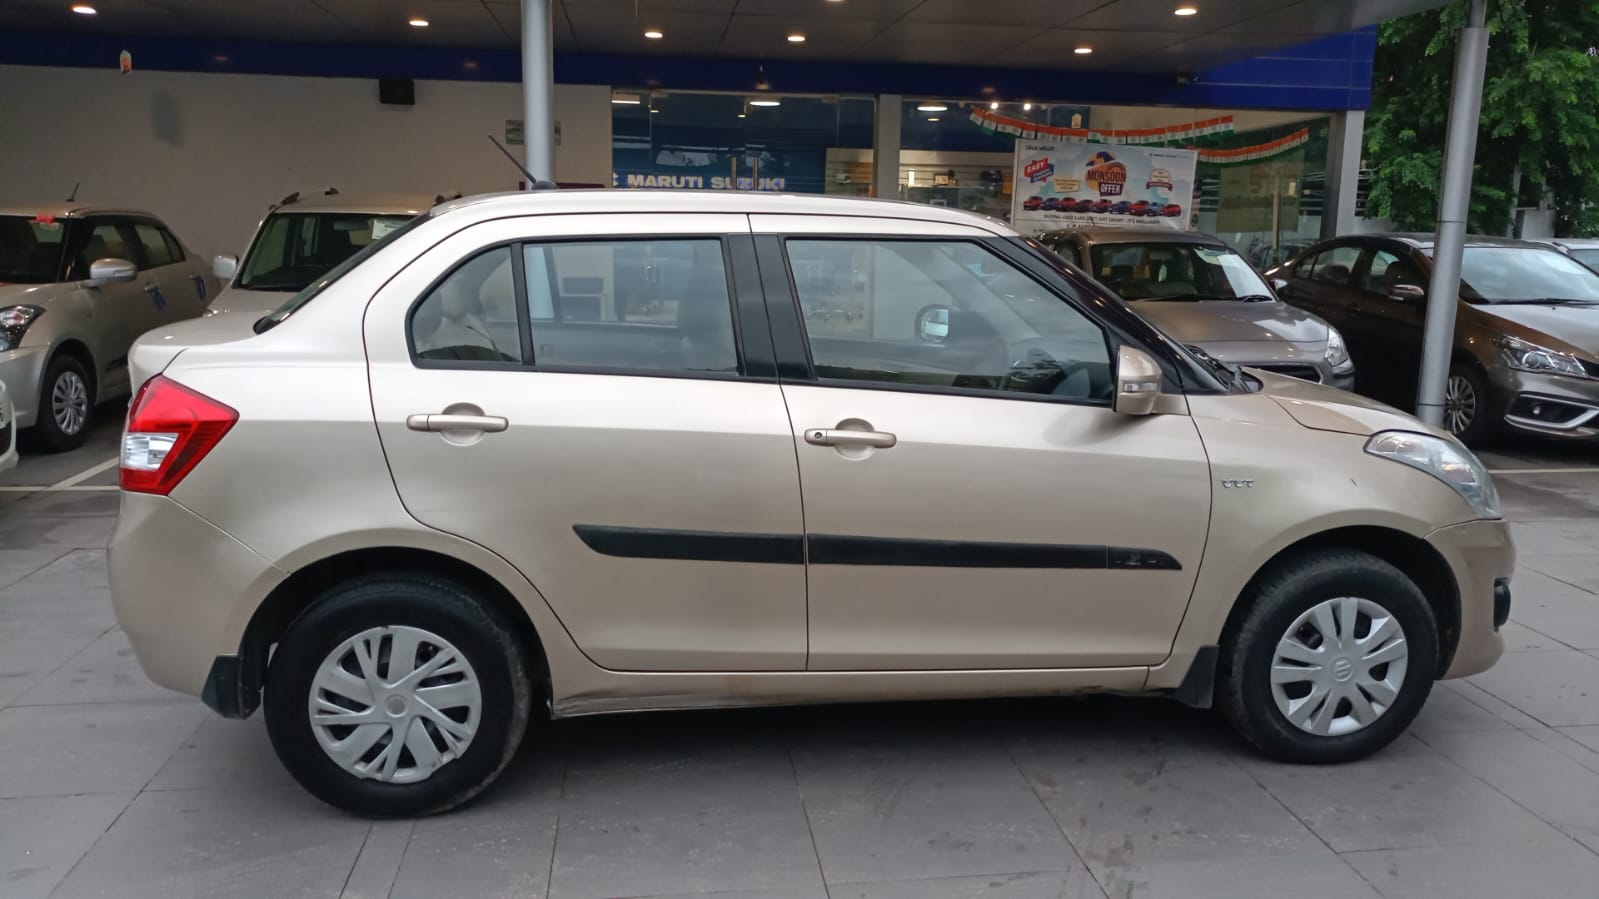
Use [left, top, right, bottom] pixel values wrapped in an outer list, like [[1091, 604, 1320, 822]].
[[109, 191, 1513, 817]]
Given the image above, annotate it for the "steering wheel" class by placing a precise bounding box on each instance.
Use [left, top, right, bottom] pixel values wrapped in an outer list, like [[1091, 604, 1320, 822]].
[[1000, 342, 1070, 395]]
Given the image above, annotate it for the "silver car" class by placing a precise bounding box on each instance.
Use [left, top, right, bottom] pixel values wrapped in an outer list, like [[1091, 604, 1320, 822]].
[[207, 190, 440, 318], [0, 206, 216, 450], [1542, 238, 1599, 272], [1042, 229, 1355, 389]]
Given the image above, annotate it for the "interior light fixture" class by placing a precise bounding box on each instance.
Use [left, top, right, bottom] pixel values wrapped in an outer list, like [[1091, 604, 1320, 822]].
[[927, 117, 941, 122], [1174, 5, 1198, 15], [644, 29, 663, 39], [408, 17, 429, 27], [989, 101, 999, 110], [737, 113, 747, 118], [611, 92, 643, 105], [916, 103, 948, 112], [750, 98, 782, 107], [1023, 102, 1033, 111], [787, 33, 806, 43], [1075, 46, 1093, 55], [70, 3, 96, 13]]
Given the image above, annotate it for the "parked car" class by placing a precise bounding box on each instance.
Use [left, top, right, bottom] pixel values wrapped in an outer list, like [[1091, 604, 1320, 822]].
[[1042, 197, 1061, 211], [206, 189, 445, 318], [1541, 238, 1599, 272], [1109, 200, 1134, 215], [1129, 200, 1153, 216], [1089, 198, 1113, 214], [0, 379, 16, 472], [1058, 197, 1078, 212], [1022, 196, 1044, 211], [111, 191, 1510, 817], [0, 205, 215, 450], [1161, 203, 1184, 218], [1042, 228, 1354, 388], [1268, 234, 1599, 444]]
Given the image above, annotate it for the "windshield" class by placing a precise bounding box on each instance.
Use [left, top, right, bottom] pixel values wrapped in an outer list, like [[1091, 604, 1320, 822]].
[[237, 211, 417, 292], [257, 214, 427, 331], [1086, 241, 1274, 302], [0, 215, 69, 284], [1567, 248, 1599, 271], [1455, 246, 1599, 303]]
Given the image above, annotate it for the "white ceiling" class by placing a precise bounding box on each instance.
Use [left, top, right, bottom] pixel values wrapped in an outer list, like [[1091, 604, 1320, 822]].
[[0, 0, 1445, 73]]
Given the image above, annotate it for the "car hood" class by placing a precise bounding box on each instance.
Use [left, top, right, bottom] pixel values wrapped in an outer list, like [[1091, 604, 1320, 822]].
[[1130, 299, 1329, 349], [1252, 369, 1451, 439], [1475, 302, 1599, 358], [204, 285, 291, 318]]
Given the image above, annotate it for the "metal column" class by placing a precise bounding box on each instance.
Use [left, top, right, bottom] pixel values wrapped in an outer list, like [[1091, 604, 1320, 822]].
[[1320, 110, 1365, 240], [872, 94, 902, 200], [1417, 0, 1489, 427], [521, 0, 555, 184]]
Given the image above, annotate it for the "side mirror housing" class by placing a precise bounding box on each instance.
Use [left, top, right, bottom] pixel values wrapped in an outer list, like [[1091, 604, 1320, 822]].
[[213, 254, 239, 281], [1389, 283, 1426, 302], [915, 305, 950, 343], [84, 258, 137, 287], [1114, 345, 1163, 416], [1271, 277, 1290, 293]]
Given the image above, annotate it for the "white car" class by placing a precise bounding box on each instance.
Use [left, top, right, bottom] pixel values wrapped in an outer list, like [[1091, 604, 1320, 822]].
[[207, 189, 450, 318], [0, 379, 17, 472]]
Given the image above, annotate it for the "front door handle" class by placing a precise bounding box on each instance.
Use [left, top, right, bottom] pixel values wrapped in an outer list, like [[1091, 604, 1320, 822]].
[[804, 428, 897, 449], [406, 413, 509, 433]]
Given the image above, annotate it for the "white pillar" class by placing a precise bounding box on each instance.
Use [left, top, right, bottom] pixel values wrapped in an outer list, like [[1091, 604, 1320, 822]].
[[872, 94, 902, 200], [521, 0, 555, 184], [1320, 109, 1365, 239]]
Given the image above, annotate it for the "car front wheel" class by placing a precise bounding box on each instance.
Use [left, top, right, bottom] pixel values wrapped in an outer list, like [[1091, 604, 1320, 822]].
[[264, 573, 533, 817], [1218, 549, 1438, 763], [31, 354, 93, 452], [1444, 363, 1495, 447]]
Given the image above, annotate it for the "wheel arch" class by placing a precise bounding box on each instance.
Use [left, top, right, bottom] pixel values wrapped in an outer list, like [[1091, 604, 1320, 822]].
[[47, 338, 98, 396]]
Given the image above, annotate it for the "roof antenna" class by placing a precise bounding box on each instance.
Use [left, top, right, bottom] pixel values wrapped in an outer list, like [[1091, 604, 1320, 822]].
[[65, 181, 80, 202], [487, 135, 556, 190]]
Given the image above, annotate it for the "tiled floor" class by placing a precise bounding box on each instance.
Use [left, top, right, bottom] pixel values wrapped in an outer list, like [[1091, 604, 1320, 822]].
[[2, 425, 1598, 898]]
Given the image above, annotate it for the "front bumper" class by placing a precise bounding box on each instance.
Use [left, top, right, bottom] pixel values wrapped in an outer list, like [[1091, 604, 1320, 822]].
[[0, 346, 49, 429], [1427, 517, 1516, 679], [1489, 368, 1599, 439], [0, 384, 15, 472]]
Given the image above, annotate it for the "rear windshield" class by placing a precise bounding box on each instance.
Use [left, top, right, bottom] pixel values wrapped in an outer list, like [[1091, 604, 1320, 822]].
[[238, 211, 417, 292], [257, 214, 426, 331], [0, 215, 70, 284]]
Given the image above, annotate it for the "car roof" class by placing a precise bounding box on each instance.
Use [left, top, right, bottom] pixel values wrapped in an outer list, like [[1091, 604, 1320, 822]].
[[0, 204, 163, 219], [432, 190, 1017, 235], [271, 191, 443, 216], [1357, 232, 1557, 252], [1551, 237, 1599, 249], [1041, 228, 1229, 248]]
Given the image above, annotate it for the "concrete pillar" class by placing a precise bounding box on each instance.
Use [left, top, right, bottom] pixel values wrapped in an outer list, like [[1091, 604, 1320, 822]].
[[1320, 109, 1365, 239], [872, 94, 902, 200], [521, 0, 555, 184], [1417, 0, 1489, 428]]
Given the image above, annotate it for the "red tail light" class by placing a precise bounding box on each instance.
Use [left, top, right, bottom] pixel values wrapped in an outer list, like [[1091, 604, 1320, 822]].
[[120, 375, 238, 495]]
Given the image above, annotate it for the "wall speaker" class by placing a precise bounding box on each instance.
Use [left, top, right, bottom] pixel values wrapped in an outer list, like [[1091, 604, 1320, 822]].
[[379, 78, 415, 106]]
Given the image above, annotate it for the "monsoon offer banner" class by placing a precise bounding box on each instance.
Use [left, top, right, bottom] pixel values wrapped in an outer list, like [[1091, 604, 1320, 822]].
[[1010, 141, 1198, 235]]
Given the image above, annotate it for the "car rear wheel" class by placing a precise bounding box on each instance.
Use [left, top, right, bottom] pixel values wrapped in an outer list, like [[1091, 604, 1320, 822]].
[[1218, 549, 1438, 763], [264, 573, 533, 817], [30, 354, 93, 452]]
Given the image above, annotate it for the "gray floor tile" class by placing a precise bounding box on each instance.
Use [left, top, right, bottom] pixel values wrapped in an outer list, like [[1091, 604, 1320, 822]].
[[1509, 519, 1599, 556], [1341, 836, 1599, 899], [0, 580, 117, 625], [1499, 621, 1571, 652], [1562, 725, 1599, 755], [1520, 725, 1599, 778], [1507, 579, 1599, 650], [390, 753, 561, 899], [0, 617, 112, 707], [794, 739, 1076, 886], [339, 819, 414, 899], [1444, 680, 1545, 729], [8, 489, 120, 519], [0, 548, 69, 590], [1416, 727, 1599, 852], [622, 889, 829, 899], [550, 751, 820, 899], [1523, 554, 1599, 594], [828, 870, 1107, 899], [52, 787, 371, 899], [9, 627, 184, 707], [1090, 852, 1380, 899], [0, 701, 206, 798], [9, 547, 108, 588], [0, 792, 133, 899], [1242, 736, 1557, 852], [1467, 650, 1599, 726], [1409, 682, 1522, 739], [0, 515, 114, 549], [145, 714, 294, 792]]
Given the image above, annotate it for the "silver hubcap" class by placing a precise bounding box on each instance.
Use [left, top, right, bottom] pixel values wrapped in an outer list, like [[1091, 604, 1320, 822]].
[[1444, 374, 1476, 436], [51, 371, 89, 436], [308, 626, 482, 784], [1270, 597, 1409, 737]]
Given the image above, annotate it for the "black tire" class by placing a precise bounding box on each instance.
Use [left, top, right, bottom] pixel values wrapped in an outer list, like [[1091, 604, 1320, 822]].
[[1445, 362, 1496, 448], [1218, 549, 1438, 764], [29, 354, 93, 452], [264, 573, 533, 817]]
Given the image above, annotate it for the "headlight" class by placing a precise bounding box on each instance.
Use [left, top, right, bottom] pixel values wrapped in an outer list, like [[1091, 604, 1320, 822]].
[[1496, 334, 1588, 378], [1365, 430, 1500, 519], [1324, 326, 1352, 372], [0, 305, 44, 353]]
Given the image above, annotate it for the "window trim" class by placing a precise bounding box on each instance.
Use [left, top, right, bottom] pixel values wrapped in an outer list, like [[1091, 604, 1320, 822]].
[[405, 233, 763, 382], [772, 233, 1119, 409], [130, 218, 179, 270]]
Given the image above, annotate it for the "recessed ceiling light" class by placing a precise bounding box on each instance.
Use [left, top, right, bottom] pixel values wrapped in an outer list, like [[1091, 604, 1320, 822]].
[[611, 92, 642, 105], [927, 117, 941, 122], [1023, 102, 1033, 111], [70, 3, 96, 13], [750, 98, 782, 107], [213, 54, 229, 62], [989, 101, 999, 110], [649, 108, 660, 114], [916, 103, 948, 112], [787, 33, 806, 43], [408, 17, 429, 27], [1075, 46, 1093, 55], [737, 113, 747, 118], [643, 29, 663, 39], [1174, 5, 1198, 15]]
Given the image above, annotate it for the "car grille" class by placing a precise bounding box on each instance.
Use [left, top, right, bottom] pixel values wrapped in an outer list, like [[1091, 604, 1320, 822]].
[[1250, 364, 1322, 383], [1582, 359, 1599, 380]]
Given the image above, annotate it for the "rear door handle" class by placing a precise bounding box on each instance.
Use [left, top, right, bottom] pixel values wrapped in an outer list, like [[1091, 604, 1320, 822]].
[[406, 413, 509, 433], [804, 428, 897, 448]]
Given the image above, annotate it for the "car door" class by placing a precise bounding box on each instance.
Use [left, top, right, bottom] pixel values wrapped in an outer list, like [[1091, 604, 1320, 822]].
[[1348, 243, 1429, 403], [66, 216, 147, 396], [365, 213, 807, 671], [751, 216, 1212, 671], [132, 218, 211, 319]]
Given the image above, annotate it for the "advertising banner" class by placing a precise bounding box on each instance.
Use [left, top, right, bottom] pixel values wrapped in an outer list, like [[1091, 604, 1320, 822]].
[[1010, 141, 1198, 235]]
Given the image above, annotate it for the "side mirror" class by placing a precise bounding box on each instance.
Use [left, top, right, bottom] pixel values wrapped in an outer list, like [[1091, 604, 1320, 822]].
[[213, 254, 238, 281], [1114, 345, 1163, 416], [1271, 277, 1290, 293], [915, 305, 950, 343], [1389, 283, 1426, 302], [84, 258, 137, 287]]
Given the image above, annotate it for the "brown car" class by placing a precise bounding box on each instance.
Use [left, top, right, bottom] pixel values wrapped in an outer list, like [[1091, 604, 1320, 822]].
[[1269, 234, 1599, 444]]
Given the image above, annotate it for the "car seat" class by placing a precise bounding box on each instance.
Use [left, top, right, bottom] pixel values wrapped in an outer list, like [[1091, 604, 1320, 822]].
[[678, 253, 737, 372]]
